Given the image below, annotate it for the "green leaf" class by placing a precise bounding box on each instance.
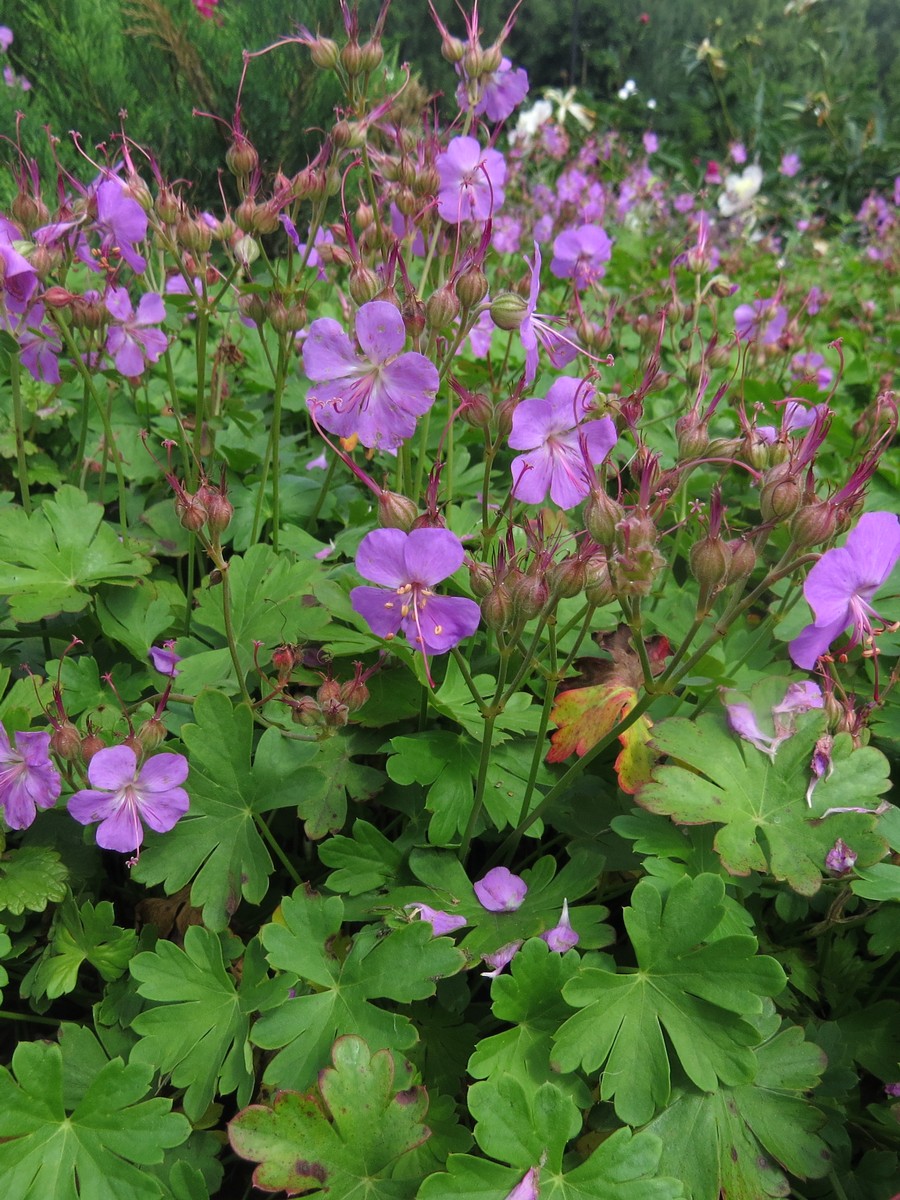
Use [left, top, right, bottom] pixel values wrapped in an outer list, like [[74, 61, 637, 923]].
[[468, 938, 590, 1104], [0, 845, 68, 915], [319, 819, 405, 895], [429, 656, 539, 741], [132, 691, 320, 930], [252, 888, 466, 1089], [0, 926, 10, 1001], [851, 862, 900, 901], [21, 897, 137, 1001], [297, 733, 386, 840], [95, 584, 175, 664], [130, 929, 292, 1121], [0, 486, 150, 622], [0, 1033, 190, 1199], [646, 1019, 830, 1199], [552, 874, 785, 1126], [229, 1034, 430, 1198], [638, 712, 889, 895]]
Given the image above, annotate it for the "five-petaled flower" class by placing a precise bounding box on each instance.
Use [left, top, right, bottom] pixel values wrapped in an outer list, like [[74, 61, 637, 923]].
[[436, 136, 506, 223], [68, 744, 189, 854], [350, 528, 481, 659], [789, 511, 900, 670], [0, 723, 61, 830], [509, 377, 617, 509], [550, 224, 613, 289], [303, 301, 439, 451], [106, 287, 168, 378]]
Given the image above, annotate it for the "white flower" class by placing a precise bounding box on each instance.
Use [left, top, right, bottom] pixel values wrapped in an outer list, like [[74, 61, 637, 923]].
[[718, 163, 763, 216], [617, 78, 638, 100], [544, 86, 595, 130], [510, 99, 553, 145]]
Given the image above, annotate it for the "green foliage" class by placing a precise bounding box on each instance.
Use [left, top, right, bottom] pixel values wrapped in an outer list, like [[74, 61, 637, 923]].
[[552, 875, 786, 1126], [229, 1035, 431, 1199], [0, 844, 68, 915], [21, 897, 138, 1002], [251, 888, 467, 1090], [0, 1030, 190, 1199]]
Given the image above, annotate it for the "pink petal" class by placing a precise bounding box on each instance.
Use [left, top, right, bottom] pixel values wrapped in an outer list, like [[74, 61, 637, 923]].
[[802, 546, 855, 626], [350, 585, 405, 640], [789, 615, 848, 670], [356, 529, 410, 587], [68, 788, 122, 824], [137, 752, 189, 793], [105, 286, 133, 322], [403, 528, 465, 587], [87, 745, 137, 790], [95, 800, 144, 853], [511, 449, 553, 504], [355, 301, 405, 363], [303, 318, 363, 382], [846, 512, 900, 593], [138, 787, 190, 832], [508, 398, 553, 451], [135, 293, 165, 325], [404, 594, 480, 653]]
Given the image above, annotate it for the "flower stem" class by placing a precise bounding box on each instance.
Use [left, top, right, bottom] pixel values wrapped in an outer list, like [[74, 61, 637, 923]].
[[515, 620, 559, 831], [9, 353, 32, 515], [254, 812, 303, 888]]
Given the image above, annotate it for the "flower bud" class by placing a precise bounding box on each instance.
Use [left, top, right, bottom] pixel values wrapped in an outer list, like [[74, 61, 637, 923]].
[[440, 34, 466, 63], [709, 275, 735, 297], [340, 678, 370, 712], [340, 40, 365, 76], [426, 285, 461, 331], [481, 582, 513, 632], [177, 216, 213, 254], [233, 235, 260, 269], [481, 42, 503, 73], [308, 36, 340, 69], [331, 120, 353, 148], [317, 678, 343, 706], [548, 557, 587, 600], [81, 733, 106, 762], [790, 501, 838, 548], [459, 391, 493, 429], [42, 286, 76, 310], [511, 573, 549, 621], [585, 491, 625, 545], [724, 537, 757, 582], [268, 297, 306, 334], [175, 490, 209, 532], [378, 490, 418, 530], [226, 138, 259, 178], [11, 192, 49, 230], [138, 717, 167, 752], [394, 186, 418, 218], [238, 292, 267, 325], [490, 292, 528, 331], [496, 396, 517, 440], [291, 696, 324, 727], [675, 412, 709, 458], [415, 165, 441, 197], [51, 721, 82, 761], [583, 555, 615, 606], [402, 295, 426, 339], [690, 535, 732, 593], [359, 39, 384, 72], [760, 468, 801, 523], [456, 266, 488, 309], [349, 263, 382, 306], [203, 489, 233, 534], [468, 561, 494, 598], [155, 187, 181, 224]]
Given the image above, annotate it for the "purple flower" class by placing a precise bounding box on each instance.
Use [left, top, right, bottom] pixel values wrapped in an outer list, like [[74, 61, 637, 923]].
[[68, 745, 189, 854], [643, 131, 659, 154], [149, 642, 181, 677], [789, 512, 900, 670], [350, 528, 480, 657], [723, 680, 823, 760], [791, 351, 833, 393], [729, 141, 748, 165], [0, 26, 13, 51], [734, 298, 787, 345], [756, 399, 829, 445], [519, 243, 579, 385], [673, 192, 695, 214], [436, 137, 506, 223], [780, 153, 801, 178], [508, 377, 617, 509], [303, 301, 439, 451], [885, 1082, 900, 1099], [474, 866, 527, 912], [541, 899, 579, 952], [504, 1167, 539, 1200], [105, 288, 168, 378], [457, 58, 529, 123], [550, 225, 612, 290], [0, 239, 38, 306], [405, 903, 467, 936], [825, 838, 857, 875], [0, 724, 61, 830], [93, 179, 148, 274], [482, 940, 523, 979]]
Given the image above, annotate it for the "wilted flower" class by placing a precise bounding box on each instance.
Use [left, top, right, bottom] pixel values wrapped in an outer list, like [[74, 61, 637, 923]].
[[508, 376, 617, 509], [541, 899, 579, 952], [474, 866, 527, 912], [68, 745, 189, 854], [436, 137, 506, 223], [504, 1167, 540, 1200], [789, 512, 900, 670], [350, 528, 480, 657], [549, 225, 612, 289], [482, 940, 523, 978], [149, 642, 181, 677], [718, 163, 763, 217], [825, 838, 857, 875], [0, 724, 61, 830], [303, 301, 439, 451], [722, 680, 823, 760], [405, 903, 467, 936], [105, 288, 168, 378]]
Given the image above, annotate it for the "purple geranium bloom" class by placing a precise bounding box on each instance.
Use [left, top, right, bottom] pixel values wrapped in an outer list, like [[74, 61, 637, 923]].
[[149, 642, 181, 677], [643, 130, 659, 155], [105, 287, 168, 378], [541, 899, 580, 952], [825, 838, 856, 876], [735, 298, 787, 345], [405, 903, 467, 936], [723, 680, 823, 760], [0, 239, 38, 306], [436, 137, 506, 223], [729, 141, 748, 165], [350, 528, 480, 657], [791, 351, 833, 393], [0, 724, 61, 830], [93, 178, 148, 273], [68, 744, 189, 854], [474, 866, 527, 912], [550, 225, 612, 289], [756, 399, 828, 445], [885, 1082, 900, 1099], [780, 152, 801, 178], [303, 301, 439, 451], [458, 57, 529, 123], [519, 243, 579, 385], [509, 376, 617, 509], [0, 26, 13, 51], [790, 512, 900, 670]]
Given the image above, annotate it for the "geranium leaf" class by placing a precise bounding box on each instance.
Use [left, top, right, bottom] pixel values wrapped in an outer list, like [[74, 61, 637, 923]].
[[637, 711, 890, 894], [0, 1032, 190, 1199], [130, 929, 292, 1121], [0, 845, 68, 915], [552, 874, 785, 1126], [21, 897, 137, 1002], [229, 1034, 431, 1198], [252, 888, 466, 1089], [319, 819, 405, 895], [132, 691, 320, 930], [0, 485, 151, 623]]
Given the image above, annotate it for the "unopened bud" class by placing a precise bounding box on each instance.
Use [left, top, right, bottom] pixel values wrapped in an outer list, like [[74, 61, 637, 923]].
[[481, 582, 513, 632], [468, 561, 494, 598], [725, 537, 757, 582], [459, 391, 493, 429], [233, 234, 260, 268], [481, 42, 503, 73], [317, 678, 342, 706], [268, 297, 306, 334], [51, 721, 82, 761], [291, 696, 323, 727], [359, 39, 383, 72], [426, 285, 460, 331], [226, 138, 259, 177], [204, 490, 233, 534], [490, 292, 527, 331], [690, 535, 732, 593], [548, 557, 587, 600], [760, 469, 801, 523], [456, 266, 488, 309], [583, 555, 615, 605], [378, 490, 418, 530], [402, 295, 426, 339], [11, 192, 49, 230], [175, 490, 209, 532], [511, 573, 549, 621], [340, 678, 370, 712], [341, 40, 365, 76], [238, 292, 267, 325], [675, 412, 709, 458], [155, 186, 181, 224], [709, 275, 735, 297], [440, 34, 466, 63], [177, 216, 213, 254], [349, 263, 382, 305], [332, 120, 353, 148], [81, 733, 106, 762], [585, 491, 625, 545], [790, 501, 838, 548], [308, 36, 340, 69], [42, 286, 76, 310], [138, 717, 167, 752]]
